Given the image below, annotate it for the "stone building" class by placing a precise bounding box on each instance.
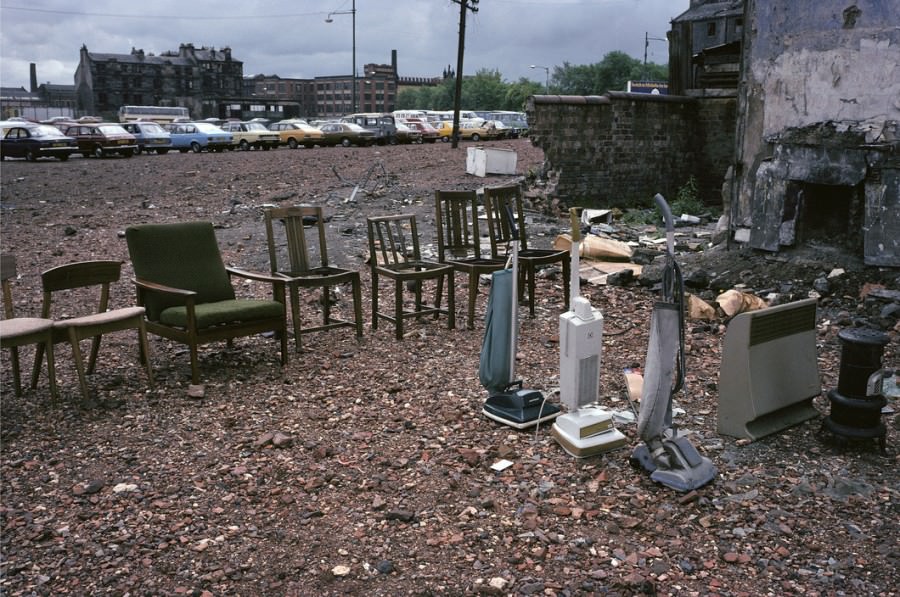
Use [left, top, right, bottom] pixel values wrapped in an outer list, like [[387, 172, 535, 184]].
[[74, 43, 244, 120], [731, 0, 900, 266]]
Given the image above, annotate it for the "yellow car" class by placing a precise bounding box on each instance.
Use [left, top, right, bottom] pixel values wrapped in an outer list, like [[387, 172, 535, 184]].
[[458, 120, 500, 142], [432, 120, 454, 142], [268, 119, 325, 149]]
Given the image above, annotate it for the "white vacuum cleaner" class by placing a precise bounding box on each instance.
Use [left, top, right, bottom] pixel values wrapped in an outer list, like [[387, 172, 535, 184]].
[[551, 208, 628, 457], [630, 194, 717, 491]]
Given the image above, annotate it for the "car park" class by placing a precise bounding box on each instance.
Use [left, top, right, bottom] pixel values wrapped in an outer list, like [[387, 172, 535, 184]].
[[121, 121, 172, 155], [268, 120, 325, 148], [0, 122, 77, 161], [64, 122, 137, 158], [219, 120, 280, 151], [165, 122, 233, 153], [318, 122, 377, 147]]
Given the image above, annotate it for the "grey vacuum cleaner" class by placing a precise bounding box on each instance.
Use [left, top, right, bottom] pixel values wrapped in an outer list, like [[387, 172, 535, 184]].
[[630, 194, 717, 492], [479, 205, 560, 429]]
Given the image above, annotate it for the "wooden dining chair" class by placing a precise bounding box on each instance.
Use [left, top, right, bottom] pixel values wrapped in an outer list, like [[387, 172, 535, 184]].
[[264, 205, 363, 351], [30, 260, 154, 403], [0, 254, 58, 403], [434, 189, 507, 329], [367, 213, 455, 339], [483, 183, 570, 317]]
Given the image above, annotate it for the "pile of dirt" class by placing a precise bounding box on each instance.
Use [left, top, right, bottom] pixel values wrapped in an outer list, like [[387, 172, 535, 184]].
[[1, 140, 898, 596]]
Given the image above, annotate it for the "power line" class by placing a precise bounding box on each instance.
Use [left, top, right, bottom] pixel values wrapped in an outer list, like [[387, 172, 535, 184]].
[[0, 5, 325, 20]]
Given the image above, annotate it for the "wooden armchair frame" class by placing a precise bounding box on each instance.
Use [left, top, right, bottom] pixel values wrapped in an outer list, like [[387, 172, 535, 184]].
[[126, 221, 288, 384], [30, 260, 154, 402]]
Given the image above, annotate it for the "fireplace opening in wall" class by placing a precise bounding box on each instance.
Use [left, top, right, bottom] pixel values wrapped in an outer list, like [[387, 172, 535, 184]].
[[779, 181, 863, 250]]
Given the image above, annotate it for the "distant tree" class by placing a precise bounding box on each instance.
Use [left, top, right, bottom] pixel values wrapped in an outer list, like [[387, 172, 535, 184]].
[[503, 78, 543, 111], [461, 69, 507, 110], [555, 52, 666, 95]]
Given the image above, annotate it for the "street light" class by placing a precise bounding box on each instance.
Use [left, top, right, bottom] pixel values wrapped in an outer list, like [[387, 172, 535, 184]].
[[326, 0, 357, 114], [530, 64, 550, 94]]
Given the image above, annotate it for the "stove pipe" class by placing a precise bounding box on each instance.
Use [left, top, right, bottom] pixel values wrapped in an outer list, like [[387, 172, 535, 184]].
[[822, 328, 889, 453]]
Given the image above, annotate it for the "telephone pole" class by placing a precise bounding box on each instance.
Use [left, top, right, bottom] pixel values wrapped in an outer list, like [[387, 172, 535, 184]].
[[450, 0, 478, 149]]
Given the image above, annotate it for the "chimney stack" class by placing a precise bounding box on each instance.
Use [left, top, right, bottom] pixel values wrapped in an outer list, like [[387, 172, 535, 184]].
[[30, 63, 38, 92]]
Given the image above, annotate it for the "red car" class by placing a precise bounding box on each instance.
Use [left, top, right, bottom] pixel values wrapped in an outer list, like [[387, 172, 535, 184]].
[[64, 122, 138, 158]]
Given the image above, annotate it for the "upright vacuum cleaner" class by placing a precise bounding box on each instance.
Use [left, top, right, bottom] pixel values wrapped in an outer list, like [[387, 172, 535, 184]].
[[480, 205, 561, 429], [630, 194, 717, 491], [551, 208, 628, 456]]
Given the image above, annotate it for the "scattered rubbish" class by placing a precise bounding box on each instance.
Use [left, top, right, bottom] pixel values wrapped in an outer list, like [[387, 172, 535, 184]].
[[490, 459, 514, 472], [715, 289, 768, 318]]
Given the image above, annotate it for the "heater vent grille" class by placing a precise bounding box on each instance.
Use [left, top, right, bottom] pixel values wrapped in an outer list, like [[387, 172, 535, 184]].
[[576, 354, 600, 406], [749, 302, 816, 346]]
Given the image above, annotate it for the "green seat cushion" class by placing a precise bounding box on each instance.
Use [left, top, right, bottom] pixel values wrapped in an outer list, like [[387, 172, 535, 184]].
[[159, 299, 284, 329]]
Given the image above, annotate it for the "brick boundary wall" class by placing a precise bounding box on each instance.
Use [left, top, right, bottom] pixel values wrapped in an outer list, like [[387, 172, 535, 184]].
[[525, 92, 735, 213]]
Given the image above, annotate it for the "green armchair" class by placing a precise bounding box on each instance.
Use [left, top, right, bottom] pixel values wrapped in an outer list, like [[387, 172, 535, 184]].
[[125, 221, 288, 384]]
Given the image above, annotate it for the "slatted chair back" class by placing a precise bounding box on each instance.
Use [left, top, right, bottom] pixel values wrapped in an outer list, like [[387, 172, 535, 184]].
[[435, 190, 482, 262], [265, 205, 330, 276], [368, 213, 422, 269], [483, 183, 530, 258]]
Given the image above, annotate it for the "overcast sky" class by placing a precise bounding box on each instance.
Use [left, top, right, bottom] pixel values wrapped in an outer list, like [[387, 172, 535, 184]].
[[0, 0, 689, 90]]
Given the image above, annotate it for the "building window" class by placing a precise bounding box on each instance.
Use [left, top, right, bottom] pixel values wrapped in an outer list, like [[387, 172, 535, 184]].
[[734, 18, 743, 35], [707, 21, 717, 37]]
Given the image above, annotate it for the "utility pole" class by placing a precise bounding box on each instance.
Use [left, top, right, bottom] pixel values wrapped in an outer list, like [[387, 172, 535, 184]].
[[644, 32, 667, 79], [450, 0, 478, 149]]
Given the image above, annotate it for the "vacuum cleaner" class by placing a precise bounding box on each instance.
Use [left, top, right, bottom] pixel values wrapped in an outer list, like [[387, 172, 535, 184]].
[[630, 194, 717, 491], [480, 205, 560, 429], [551, 208, 628, 456]]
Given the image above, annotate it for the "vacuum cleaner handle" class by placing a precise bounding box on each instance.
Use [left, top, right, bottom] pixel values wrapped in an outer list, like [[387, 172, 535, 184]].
[[653, 193, 675, 256]]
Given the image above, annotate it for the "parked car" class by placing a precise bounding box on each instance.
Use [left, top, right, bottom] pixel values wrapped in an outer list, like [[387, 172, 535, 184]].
[[339, 113, 397, 145], [402, 119, 440, 143], [394, 122, 423, 144], [318, 122, 377, 147], [121, 121, 172, 155], [219, 120, 280, 151], [268, 120, 325, 149], [165, 122, 233, 153], [433, 121, 454, 142], [0, 122, 77, 161], [64, 122, 137, 158], [458, 120, 500, 142]]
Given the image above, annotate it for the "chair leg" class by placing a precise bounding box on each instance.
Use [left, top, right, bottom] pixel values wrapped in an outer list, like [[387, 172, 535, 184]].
[[394, 280, 404, 340], [527, 264, 537, 317], [30, 340, 45, 390], [321, 286, 331, 325], [67, 330, 92, 403], [371, 272, 379, 331], [352, 276, 363, 339], [189, 342, 200, 385], [289, 284, 302, 352], [467, 271, 478, 329], [446, 271, 456, 330], [44, 337, 58, 405], [8, 346, 22, 396], [136, 319, 154, 390], [86, 334, 102, 375]]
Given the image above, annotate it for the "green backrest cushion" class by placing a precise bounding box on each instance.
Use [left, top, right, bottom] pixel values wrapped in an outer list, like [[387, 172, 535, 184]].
[[126, 221, 235, 320]]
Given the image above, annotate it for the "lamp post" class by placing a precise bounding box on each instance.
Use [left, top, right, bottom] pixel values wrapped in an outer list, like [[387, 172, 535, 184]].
[[643, 32, 667, 79], [326, 0, 357, 114], [530, 64, 550, 94]]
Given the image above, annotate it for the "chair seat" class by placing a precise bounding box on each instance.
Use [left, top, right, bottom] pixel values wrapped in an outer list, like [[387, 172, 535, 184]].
[[0, 317, 54, 340], [52, 307, 146, 329], [159, 299, 284, 329]]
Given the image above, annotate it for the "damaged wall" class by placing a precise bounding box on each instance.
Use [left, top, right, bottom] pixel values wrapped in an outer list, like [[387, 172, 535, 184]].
[[526, 92, 735, 210], [733, 0, 900, 265]]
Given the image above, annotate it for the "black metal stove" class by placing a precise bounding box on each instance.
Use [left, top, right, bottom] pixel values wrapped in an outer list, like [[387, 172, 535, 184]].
[[822, 328, 889, 453]]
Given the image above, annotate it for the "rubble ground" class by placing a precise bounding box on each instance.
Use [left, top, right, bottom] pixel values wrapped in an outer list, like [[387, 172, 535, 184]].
[[1, 139, 898, 596]]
